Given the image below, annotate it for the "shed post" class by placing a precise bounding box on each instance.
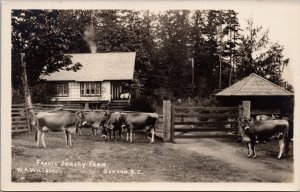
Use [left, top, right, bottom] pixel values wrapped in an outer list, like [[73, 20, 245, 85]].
[[238, 104, 243, 138], [163, 100, 172, 142], [242, 101, 251, 118], [238, 101, 251, 140]]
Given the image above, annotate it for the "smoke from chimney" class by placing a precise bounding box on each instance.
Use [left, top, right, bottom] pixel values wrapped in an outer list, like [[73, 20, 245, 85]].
[[83, 25, 97, 53]]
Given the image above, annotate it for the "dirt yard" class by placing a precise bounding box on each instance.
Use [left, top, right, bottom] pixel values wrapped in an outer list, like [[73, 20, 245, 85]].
[[11, 129, 293, 182]]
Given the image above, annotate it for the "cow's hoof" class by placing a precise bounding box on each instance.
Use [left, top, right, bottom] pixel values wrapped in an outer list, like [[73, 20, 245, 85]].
[[253, 155, 256, 159], [247, 155, 251, 158], [277, 156, 281, 160]]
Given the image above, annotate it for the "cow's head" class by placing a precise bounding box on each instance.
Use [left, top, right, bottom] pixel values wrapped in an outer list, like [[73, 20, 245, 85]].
[[238, 117, 254, 143]]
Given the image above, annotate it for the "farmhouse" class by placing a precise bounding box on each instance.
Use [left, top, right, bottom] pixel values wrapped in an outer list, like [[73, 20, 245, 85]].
[[42, 52, 136, 109], [215, 73, 294, 117]]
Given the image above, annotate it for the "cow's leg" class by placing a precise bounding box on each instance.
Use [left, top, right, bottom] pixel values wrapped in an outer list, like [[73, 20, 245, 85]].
[[278, 138, 285, 159], [113, 129, 116, 141], [150, 128, 155, 143], [41, 131, 46, 148], [247, 143, 252, 158], [69, 132, 72, 147], [129, 129, 133, 143], [92, 127, 95, 136], [79, 127, 82, 135], [64, 130, 69, 148], [126, 132, 129, 142], [36, 130, 42, 148], [251, 140, 256, 158]]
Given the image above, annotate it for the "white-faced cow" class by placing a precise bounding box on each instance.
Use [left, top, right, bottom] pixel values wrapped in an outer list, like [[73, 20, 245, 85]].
[[77, 111, 108, 136], [239, 117, 289, 159], [121, 112, 159, 143], [35, 111, 81, 148]]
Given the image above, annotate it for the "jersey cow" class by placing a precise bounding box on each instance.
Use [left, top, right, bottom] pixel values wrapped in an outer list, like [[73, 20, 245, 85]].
[[35, 111, 81, 148], [239, 117, 289, 159], [104, 112, 159, 143], [121, 112, 159, 143], [77, 111, 108, 136], [103, 112, 123, 140]]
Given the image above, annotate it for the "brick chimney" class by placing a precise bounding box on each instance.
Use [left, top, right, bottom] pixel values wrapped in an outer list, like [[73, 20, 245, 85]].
[[90, 46, 97, 53]]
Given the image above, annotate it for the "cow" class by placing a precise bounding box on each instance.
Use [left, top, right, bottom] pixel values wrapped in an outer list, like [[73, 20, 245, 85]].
[[120, 112, 159, 143], [256, 114, 275, 121], [77, 111, 108, 137], [102, 111, 123, 140], [239, 117, 289, 159], [34, 111, 81, 148]]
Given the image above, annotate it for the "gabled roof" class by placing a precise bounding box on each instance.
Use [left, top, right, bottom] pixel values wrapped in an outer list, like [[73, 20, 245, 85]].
[[215, 73, 293, 96], [42, 52, 136, 81]]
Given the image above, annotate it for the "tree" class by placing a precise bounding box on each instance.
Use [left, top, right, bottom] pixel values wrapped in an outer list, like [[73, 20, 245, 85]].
[[235, 18, 290, 88], [93, 10, 156, 97], [11, 10, 90, 103]]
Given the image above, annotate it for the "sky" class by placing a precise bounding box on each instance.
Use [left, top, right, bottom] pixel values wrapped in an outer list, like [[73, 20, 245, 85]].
[[235, 2, 300, 86]]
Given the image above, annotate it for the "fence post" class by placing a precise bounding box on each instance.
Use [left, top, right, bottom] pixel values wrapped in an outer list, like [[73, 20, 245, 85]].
[[163, 100, 172, 142], [170, 104, 175, 142]]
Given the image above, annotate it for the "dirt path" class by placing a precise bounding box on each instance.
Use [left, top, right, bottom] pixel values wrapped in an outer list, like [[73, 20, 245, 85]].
[[172, 138, 293, 182], [11, 131, 293, 182]]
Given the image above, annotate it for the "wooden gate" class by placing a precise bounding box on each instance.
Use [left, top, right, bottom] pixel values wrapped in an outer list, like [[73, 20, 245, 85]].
[[163, 100, 250, 142], [11, 104, 30, 133]]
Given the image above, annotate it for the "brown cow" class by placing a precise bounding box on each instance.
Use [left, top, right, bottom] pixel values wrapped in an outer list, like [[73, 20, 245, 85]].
[[77, 111, 108, 136], [239, 117, 289, 159], [35, 111, 81, 148]]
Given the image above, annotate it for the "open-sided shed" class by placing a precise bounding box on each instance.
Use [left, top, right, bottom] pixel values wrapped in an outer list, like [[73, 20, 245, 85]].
[[214, 73, 293, 116]]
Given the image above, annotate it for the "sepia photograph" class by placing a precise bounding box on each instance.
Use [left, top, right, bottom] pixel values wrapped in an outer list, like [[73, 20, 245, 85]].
[[1, 0, 299, 191]]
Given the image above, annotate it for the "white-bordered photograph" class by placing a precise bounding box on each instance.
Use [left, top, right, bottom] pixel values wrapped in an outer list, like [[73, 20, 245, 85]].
[[1, 0, 299, 191]]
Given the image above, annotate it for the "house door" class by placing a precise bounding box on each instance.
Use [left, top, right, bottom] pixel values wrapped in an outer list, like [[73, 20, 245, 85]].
[[111, 82, 123, 100]]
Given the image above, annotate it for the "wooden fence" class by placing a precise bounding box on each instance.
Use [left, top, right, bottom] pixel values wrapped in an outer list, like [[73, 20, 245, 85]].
[[162, 100, 251, 142], [11, 104, 29, 133]]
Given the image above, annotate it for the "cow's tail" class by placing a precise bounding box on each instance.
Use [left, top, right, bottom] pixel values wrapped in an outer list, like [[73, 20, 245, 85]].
[[284, 123, 291, 157]]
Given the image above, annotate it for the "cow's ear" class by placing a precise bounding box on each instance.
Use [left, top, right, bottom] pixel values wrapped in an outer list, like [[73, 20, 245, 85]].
[[238, 117, 244, 123], [76, 111, 83, 118], [249, 117, 254, 123]]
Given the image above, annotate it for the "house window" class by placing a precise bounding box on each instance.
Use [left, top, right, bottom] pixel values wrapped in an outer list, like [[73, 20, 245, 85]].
[[56, 83, 69, 96], [81, 82, 101, 96]]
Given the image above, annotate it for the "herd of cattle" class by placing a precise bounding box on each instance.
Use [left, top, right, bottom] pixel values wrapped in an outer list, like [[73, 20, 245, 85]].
[[33, 110, 158, 148], [32, 110, 292, 160]]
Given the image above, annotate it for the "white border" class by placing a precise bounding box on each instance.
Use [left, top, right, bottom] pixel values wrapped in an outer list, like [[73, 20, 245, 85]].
[[1, 0, 300, 191]]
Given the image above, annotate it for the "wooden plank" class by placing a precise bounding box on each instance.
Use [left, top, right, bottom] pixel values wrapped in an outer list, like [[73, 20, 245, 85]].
[[175, 134, 237, 139], [11, 108, 26, 111], [11, 116, 27, 119], [175, 106, 241, 111], [11, 112, 26, 115], [12, 120, 27, 124], [12, 104, 25, 107], [174, 121, 238, 125], [12, 124, 28, 128], [174, 128, 237, 132], [175, 113, 239, 118], [251, 109, 280, 115], [12, 129, 29, 133]]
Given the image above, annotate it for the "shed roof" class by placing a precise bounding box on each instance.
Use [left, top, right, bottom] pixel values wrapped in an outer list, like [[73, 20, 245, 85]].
[[215, 73, 293, 96], [42, 52, 136, 81]]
